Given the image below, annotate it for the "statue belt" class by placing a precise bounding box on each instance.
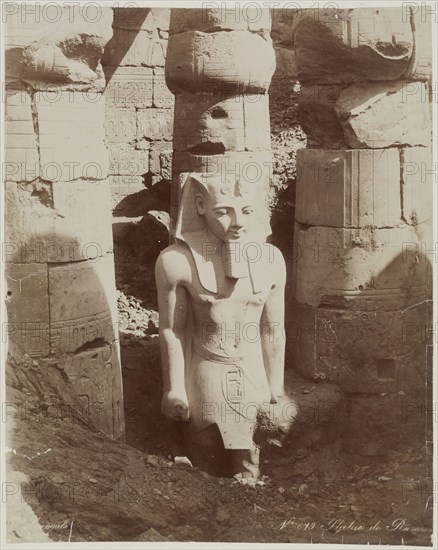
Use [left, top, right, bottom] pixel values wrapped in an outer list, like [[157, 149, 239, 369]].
[[192, 341, 256, 365]]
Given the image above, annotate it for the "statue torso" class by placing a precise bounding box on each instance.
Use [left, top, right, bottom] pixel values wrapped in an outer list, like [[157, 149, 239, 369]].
[[170, 241, 276, 358]]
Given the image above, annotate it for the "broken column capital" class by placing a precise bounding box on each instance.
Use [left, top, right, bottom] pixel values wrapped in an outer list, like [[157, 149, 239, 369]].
[[5, 4, 113, 90], [293, 7, 432, 84]]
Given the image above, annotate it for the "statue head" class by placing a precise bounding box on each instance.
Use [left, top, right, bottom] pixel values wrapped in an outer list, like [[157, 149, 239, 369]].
[[174, 172, 271, 294], [193, 175, 259, 243], [175, 172, 270, 244]]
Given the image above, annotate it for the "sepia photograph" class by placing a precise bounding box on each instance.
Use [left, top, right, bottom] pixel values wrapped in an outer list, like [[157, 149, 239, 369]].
[[1, 0, 436, 547]]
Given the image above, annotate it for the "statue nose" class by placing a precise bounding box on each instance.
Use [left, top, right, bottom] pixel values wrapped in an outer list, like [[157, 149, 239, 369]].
[[232, 212, 244, 228]]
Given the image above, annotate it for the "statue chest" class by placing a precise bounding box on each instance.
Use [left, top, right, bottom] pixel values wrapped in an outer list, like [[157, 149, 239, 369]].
[[188, 279, 270, 325]]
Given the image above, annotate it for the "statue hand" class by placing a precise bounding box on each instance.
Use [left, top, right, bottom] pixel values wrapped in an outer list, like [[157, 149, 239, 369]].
[[268, 391, 297, 434], [162, 390, 189, 422]]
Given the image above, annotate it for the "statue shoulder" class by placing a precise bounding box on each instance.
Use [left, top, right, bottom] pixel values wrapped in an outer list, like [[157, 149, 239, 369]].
[[155, 242, 192, 285], [262, 243, 286, 266], [262, 243, 286, 285]]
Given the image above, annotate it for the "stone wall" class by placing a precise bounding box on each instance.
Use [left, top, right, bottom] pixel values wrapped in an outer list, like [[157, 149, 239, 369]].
[[102, 7, 173, 206], [101, 8, 173, 309]]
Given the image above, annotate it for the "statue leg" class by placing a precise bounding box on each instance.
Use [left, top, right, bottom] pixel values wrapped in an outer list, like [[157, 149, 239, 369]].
[[183, 424, 232, 477], [230, 444, 261, 479]]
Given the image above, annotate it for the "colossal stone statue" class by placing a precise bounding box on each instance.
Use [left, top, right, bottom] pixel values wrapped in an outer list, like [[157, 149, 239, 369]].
[[156, 172, 288, 478]]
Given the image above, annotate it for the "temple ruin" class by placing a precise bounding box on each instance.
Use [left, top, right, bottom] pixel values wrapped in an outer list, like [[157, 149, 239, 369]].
[[3, 3, 434, 544]]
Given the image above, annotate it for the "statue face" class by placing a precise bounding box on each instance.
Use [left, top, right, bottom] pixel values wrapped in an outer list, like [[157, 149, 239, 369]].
[[195, 183, 258, 243]]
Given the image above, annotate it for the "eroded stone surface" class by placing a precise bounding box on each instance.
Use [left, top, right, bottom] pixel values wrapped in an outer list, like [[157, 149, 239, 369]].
[[300, 81, 431, 149], [103, 66, 153, 108], [290, 300, 430, 393], [293, 224, 431, 309], [173, 93, 270, 153], [5, 263, 50, 358], [5, 179, 114, 263], [169, 7, 272, 34], [4, 89, 40, 183], [5, 5, 113, 88], [295, 148, 402, 228], [165, 31, 275, 94], [36, 91, 109, 181], [401, 147, 434, 225], [337, 81, 431, 148], [294, 8, 413, 84]]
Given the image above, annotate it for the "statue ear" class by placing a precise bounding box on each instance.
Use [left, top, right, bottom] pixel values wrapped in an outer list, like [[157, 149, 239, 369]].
[[194, 193, 206, 215]]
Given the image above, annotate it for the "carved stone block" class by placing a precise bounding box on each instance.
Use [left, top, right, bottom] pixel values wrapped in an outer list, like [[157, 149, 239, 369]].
[[5, 263, 50, 358], [295, 148, 401, 228], [36, 92, 109, 181], [169, 7, 272, 34], [104, 107, 136, 144], [294, 8, 413, 84], [4, 90, 40, 183], [165, 31, 275, 94], [294, 224, 431, 309], [290, 300, 429, 394], [103, 66, 153, 108], [137, 108, 173, 141]]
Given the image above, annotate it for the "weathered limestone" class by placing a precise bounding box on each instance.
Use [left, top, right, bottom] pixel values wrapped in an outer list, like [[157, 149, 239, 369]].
[[295, 148, 402, 228], [173, 93, 271, 152], [102, 8, 173, 202], [166, 30, 275, 94], [293, 8, 415, 84], [290, 7, 433, 454], [5, 8, 112, 88], [166, 7, 275, 234], [4, 5, 124, 438], [168, 7, 272, 34], [103, 66, 153, 108], [300, 82, 430, 148]]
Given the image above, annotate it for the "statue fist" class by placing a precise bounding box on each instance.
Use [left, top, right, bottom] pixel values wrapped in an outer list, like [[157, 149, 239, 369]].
[[162, 390, 189, 422], [269, 392, 298, 434], [257, 391, 298, 440]]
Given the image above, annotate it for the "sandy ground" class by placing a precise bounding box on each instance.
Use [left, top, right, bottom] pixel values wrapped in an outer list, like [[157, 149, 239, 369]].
[[5, 324, 433, 544]]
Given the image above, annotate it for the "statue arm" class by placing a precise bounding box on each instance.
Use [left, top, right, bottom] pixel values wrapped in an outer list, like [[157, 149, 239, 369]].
[[261, 249, 287, 402], [155, 250, 189, 421]]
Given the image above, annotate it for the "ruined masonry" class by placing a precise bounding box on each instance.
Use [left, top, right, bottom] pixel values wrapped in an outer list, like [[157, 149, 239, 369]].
[[4, 6, 124, 438], [3, 6, 434, 453], [290, 7, 433, 454], [165, 7, 276, 233], [102, 8, 173, 204]]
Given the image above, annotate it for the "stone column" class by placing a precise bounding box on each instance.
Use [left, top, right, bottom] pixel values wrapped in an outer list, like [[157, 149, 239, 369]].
[[165, 7, 276, 233], [4, 4, 124, 438], [290, 8, 433, 453]]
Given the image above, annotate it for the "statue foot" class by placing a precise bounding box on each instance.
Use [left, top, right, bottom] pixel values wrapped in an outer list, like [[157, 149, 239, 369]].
[[231, 446, 260, 480]]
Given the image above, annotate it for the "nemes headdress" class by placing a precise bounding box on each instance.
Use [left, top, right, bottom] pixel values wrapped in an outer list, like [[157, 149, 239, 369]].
[[174, 172, 272, 294]]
